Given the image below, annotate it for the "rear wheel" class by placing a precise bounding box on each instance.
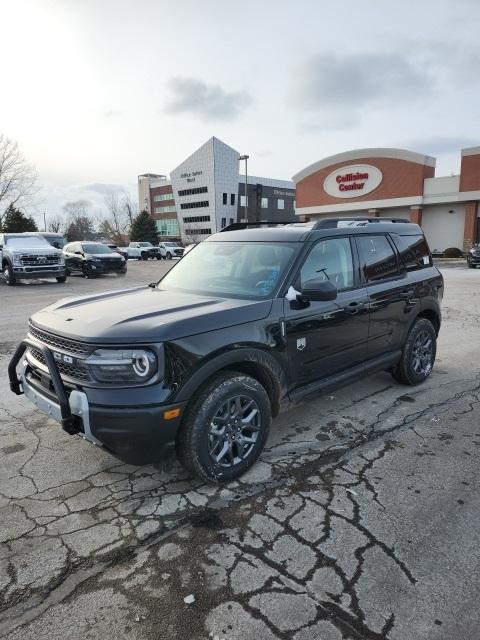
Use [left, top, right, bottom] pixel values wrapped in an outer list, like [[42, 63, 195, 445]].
[[141, 252, 148, 261], [166, 252, 172, 260], [176, 372, 271, 483], [82, 265, 96, 279], [4, 263, 16, 286], [391, 318, 436, 385], [155, 255, 162, 260]]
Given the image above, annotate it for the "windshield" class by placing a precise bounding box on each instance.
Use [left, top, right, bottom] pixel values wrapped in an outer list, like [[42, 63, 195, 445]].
[[44, 235, 67, 249], [6, 236, 51, 248], [139, 242, 153, 247], [159, 241, 297, 299], [164, 242, 177, 247], [82, 244, 114, 254]]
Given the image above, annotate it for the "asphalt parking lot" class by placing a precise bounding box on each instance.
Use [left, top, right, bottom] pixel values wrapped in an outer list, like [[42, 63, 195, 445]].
[[1, 261, 479, 640]]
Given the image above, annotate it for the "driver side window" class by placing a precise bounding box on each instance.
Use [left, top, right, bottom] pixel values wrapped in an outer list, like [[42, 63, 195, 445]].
[[300, 237, 354, 291]]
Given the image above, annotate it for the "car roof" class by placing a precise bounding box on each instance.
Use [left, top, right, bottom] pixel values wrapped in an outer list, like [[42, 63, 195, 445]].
[[206, 220, 422, 243]]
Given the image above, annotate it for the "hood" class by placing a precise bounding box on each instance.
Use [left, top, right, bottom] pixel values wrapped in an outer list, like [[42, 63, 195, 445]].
[[10, 246, 62, 255], [30, 286, 273, 343]]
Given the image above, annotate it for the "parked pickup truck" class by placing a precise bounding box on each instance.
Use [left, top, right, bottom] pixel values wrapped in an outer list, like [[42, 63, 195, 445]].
[[1, 232, 67, 286], [125, 242, 162, 260]]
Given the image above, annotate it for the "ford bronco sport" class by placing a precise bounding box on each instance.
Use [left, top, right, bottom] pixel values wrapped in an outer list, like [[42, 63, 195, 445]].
[[9, 218, 443, 482]]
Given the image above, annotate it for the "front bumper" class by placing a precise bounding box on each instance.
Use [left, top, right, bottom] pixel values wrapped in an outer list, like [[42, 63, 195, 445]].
[[8, 340, 184, 465], [87, 262, 127, 275], [13, 266, 66, 279], [467, 254, 480, 264]]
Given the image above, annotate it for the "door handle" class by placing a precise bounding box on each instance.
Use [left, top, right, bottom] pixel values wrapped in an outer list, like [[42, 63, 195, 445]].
[[344, 301, 365, 314], [401, 289, 415, 299]]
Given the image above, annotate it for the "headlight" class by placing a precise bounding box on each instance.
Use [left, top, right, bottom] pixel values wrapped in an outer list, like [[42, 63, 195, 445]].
[[12, 254, 22, 266], [59, 256, 65, 265], [86, 348, 157, 383]]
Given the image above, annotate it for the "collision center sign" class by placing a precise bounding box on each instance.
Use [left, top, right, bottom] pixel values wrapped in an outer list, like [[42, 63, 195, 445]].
[[323, 164, 382, 198]]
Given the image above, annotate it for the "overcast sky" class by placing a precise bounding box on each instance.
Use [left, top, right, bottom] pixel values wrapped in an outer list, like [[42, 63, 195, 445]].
[[1, 0, 479, 222]]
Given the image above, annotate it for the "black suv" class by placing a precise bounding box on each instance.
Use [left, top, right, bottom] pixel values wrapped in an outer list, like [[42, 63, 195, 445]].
[[63, 242, 127, 278], [9, 219, 443, 483]]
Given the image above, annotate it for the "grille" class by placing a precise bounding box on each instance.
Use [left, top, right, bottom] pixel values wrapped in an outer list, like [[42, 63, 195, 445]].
[[20, 254, 60, 266], [28, 325, 91, 357], [98, 258, 123, 268], [28, 347, 90, 382]]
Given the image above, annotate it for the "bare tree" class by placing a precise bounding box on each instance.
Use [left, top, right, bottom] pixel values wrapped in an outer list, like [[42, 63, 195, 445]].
[[0, 134, 39, 227], [63, 199, 96, 241], [121, 191, 137, 228], [48, 215, 63, 233]]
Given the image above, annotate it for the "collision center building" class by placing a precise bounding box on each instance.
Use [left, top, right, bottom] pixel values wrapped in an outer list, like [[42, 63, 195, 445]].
[[293, 147, 480, 252]]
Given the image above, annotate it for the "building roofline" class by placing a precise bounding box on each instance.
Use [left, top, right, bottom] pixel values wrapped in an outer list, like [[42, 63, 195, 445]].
[[461, 145, 480, 156], [292, 148, 437, 183]]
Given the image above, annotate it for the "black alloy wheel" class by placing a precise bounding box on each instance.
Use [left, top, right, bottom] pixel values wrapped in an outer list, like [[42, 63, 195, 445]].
[[176, 371, 271, 483], [392, 318, 437, 385]]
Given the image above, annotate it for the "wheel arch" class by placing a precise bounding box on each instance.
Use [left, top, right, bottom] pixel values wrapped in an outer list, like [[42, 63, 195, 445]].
[[415, 308, 441, 335], [174, 347, 288, 417]]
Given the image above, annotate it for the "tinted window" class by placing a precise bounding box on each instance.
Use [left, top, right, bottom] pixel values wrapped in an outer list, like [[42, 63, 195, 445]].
[[392, 234, 431, 271], [356, 235, 400, 282], [300, 237, 354, 291]]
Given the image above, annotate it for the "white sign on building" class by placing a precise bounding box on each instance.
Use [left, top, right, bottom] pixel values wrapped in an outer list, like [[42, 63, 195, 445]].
[[323, 164, 383, 198]]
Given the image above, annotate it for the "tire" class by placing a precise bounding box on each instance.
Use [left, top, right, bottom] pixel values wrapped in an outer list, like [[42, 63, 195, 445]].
[[3, 263, 16, 286], [56, 275, 67, 283], [83, 266, 96, 279], [166, 252, 172, 260], [468, 263, 476, 269], [391, 318, 436, 386], [156, 255, 162, 260], [141, 252, 148, 261], [176, 371, 271, 483]]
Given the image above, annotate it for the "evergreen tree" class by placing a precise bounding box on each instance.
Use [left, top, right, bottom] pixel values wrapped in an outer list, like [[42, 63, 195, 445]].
[[130, 210, 159, 244], [1, 204, 38, 232]]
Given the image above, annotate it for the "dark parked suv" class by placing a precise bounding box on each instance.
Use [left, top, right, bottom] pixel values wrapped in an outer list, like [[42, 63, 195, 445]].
[[63, 242, 127, 278], [9, 218, 443, 482]]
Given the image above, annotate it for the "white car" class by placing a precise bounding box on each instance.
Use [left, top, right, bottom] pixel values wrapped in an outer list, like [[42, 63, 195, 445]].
[[159, 242, 184, 259]]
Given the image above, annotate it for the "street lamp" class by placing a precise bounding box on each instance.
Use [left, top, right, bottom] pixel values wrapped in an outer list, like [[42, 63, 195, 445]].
[[239, 154, 249, 222]]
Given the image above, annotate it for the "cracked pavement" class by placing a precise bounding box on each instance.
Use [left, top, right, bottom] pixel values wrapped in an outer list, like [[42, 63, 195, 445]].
[[1, 263, 479, 639]]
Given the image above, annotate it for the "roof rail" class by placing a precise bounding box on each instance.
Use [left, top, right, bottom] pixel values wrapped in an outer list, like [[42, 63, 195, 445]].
[[219, 221, 291, 232], [311, 217, 410, 229]]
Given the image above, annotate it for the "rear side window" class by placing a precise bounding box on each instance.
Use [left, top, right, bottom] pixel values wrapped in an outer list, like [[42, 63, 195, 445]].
[[392, 234, 431, 271], [356, 235, 401, 282]]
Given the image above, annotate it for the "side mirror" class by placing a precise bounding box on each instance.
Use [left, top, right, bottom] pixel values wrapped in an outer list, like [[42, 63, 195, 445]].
[[301, 279, 338, 302]]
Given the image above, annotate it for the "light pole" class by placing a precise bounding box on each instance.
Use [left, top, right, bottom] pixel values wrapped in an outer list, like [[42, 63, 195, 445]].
[[43, 212, 47, 231], [239, 154, 249, 222]]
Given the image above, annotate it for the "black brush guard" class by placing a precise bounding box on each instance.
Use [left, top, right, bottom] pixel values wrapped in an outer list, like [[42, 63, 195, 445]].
[[8, 339, 82, 434]]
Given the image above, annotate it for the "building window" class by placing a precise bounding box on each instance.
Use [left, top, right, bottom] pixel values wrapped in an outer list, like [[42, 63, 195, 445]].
[[156, 218, 180, 236], [178, 186, 208, 197], [180, 201, 209, 210], [223, 193, 227, 205], [153, 193, 174, 202], [231, 194, 235, 205], [221, 217, 226, 228], [261, 197, 268, 209], [240, 195, 248, 207], [183, 215, 211, 223], [277, 199, 285, 210], [184, 228, 211, 236], [154, 205, 176, 213], [229, 218, 234, 225]]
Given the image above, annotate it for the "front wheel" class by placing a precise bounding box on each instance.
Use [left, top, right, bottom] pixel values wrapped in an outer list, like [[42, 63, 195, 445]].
[[166, 252, 172, 260], [176, 372, 271, 483], [4, 263, 16, 286], [391, 318, 437, 385], [468, 263, 476, 269], [141, 252, 148, 261], [56, 275, 67, 283]]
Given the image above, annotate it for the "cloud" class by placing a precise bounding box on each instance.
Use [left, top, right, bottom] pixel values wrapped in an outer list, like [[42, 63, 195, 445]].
[[163, 77, 252, 121], [403, 135, 479, 156], [292, 51, 434, 129], [82, 182, 127, 195], [104, 109, 123, 118]]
